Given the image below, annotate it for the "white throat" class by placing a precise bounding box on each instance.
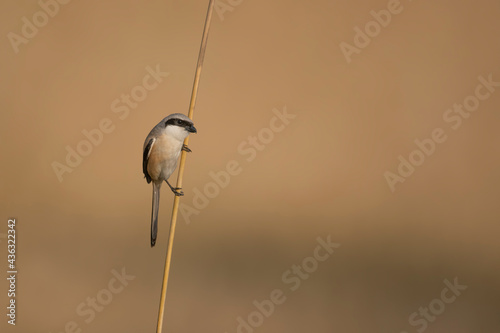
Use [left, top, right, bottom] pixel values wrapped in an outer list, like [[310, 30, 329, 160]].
[[164, 125, 189, 142]]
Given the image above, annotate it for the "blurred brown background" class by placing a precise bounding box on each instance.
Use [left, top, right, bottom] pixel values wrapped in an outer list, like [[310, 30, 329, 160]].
[[1, 0, 499, 332]]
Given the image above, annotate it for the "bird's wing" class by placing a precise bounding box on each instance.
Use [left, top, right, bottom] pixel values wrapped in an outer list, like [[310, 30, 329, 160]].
[[143, 137, 156, 183]]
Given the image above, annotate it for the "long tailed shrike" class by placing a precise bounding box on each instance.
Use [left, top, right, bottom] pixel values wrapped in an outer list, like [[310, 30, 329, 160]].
[[143, 113, 197, 247]]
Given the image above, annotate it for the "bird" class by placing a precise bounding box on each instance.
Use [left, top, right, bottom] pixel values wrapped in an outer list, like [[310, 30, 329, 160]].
[[143, 113, 197, 247]]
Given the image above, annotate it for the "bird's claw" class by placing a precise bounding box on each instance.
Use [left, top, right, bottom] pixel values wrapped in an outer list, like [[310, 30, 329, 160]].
[[182, 144, 192, 153], [172, 187, 184, 196], [165, 180, 184, 196]]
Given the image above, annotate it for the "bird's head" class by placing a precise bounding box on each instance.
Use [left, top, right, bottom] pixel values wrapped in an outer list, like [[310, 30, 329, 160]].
[[164, 113, 197, 141]]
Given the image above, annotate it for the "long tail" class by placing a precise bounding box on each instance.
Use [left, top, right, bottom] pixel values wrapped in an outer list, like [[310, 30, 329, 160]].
[[151, 182, 161, 247]]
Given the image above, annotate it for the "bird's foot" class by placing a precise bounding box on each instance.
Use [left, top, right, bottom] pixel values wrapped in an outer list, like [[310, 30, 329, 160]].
[[166, 180, 184, 196], [182, 144, 192, 153], [172, 187, 184, 196]]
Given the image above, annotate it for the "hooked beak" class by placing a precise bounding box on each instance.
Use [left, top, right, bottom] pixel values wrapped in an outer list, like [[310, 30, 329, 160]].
[[187, 125, 197, 133]]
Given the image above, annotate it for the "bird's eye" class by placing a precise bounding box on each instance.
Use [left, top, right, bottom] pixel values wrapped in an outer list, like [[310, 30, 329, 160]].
[[176, 119, 183, 125]]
